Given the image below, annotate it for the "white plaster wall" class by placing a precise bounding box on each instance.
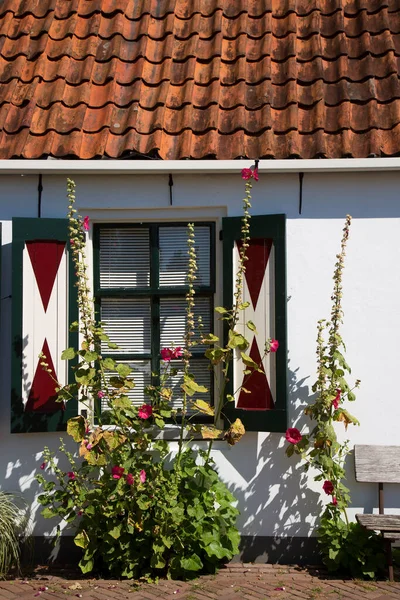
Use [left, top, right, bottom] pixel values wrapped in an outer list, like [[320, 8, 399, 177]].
[[0, 170, 400, 540]]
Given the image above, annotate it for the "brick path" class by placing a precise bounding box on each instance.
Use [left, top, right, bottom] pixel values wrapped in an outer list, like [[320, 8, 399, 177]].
[[1, 565, 400, 600]]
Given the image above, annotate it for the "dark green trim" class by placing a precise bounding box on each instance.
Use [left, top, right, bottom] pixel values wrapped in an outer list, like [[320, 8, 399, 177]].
[[11, 218, 78, 434], [222, 214, 288, 433]]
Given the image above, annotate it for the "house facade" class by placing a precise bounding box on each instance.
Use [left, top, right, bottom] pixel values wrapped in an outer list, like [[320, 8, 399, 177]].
[[0, 1, 400, 563]]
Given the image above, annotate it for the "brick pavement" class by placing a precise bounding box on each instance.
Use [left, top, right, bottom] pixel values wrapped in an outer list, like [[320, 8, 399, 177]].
[[1, 565, 400, 600]]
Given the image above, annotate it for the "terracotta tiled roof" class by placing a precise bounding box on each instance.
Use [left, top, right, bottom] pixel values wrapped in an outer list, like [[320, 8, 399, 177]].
[[1, 0, 400, 160]]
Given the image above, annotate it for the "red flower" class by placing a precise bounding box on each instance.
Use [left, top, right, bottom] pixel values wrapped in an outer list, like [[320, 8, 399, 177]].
[[323, 480, 334, 495], [126, 473, 134, 485], [77, 510, 83, 516], [138, 404, 153, 419], [83, 216, 90, 231], [285, 428, 302, 444], [161, 348, 173, 361], [39, 462, 46, 470], [253, 166, 259, 182], [97, 390, 105, 399], [67, 472, 76, 480], [172, 347, 183, 359], [332, 496, 338, 506], [270, 339, 279, 353], [241, 168, 253, 180], [112, 466, 125, 480], [332, 389, 341, 410]]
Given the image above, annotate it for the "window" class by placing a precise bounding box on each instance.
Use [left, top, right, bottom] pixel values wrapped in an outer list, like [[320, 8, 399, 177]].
[[11, 214, 287, 434], [93, 223, 216, 419]]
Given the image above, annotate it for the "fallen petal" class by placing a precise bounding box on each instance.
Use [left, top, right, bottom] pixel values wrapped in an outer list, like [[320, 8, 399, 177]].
[[274, 587, 286, 591]]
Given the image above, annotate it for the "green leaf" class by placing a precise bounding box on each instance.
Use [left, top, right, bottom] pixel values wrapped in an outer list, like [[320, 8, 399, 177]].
[[228, 330, 248, 350], [192, 399, 214, 416], [180, 554, 203, 571], [61, 347, 76, 360], [181, 374, 208, 396], [103, 358, 116, 371], [202, 334, 220, 344], [107, 342, 119, 350], [246, 320, 257, 333], [81, 350, 98, 363], [238, 302, 250, 309], [75, 367, 96, 386], [74, 530, 89, 549], [205, 541, 228, 559], [41, 507, 58, 519], [240, 351, 259, 370], [69, 321, 79, 332], [215, 307, 228, 314], [108, 524, 122, 540], [226, 394, 234, 402], [112, 396, 132, 411], [79, 556, 94, 574], [116, 363, 132, 378], [67, 415, 86, 442], [151, 554, 166, 569]]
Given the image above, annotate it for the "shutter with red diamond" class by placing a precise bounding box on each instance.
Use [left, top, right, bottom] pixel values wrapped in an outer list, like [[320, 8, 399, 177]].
[[222, 214, 287, 432], [11, 218, 78, 433]]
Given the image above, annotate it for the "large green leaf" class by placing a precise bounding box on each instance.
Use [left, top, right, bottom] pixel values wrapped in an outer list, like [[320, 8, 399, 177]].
[[180, 554, 203, 571], [67, 415, 86, 442]]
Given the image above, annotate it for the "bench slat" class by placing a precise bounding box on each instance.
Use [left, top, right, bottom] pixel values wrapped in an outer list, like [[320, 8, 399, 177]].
[[354, 445, 400, 483], [356, 514, 400, 532]]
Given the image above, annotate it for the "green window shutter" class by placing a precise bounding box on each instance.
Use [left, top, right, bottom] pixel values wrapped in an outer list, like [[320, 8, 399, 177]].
[[222, 214, 287, 432], [11, 218, 78, 433]]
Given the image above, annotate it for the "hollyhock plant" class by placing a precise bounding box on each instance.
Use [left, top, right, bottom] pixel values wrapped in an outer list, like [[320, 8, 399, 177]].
[[139, 469, 146, 483], [112, 466, 125, 480], [241, 168, 253, 180], [270, 339, 279, 352], [126, 474, 134, 485], [323, 480, 334, 495], [285, 427, 302, 444], [332, 389, 341, 410], [161, 348, 174, 361], [138, 404, 153, 419]]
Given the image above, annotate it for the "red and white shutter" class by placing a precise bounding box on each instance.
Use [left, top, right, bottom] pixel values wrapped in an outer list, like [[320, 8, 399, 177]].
[[22, 240, 69, 413], [233, 238, 276, 410]]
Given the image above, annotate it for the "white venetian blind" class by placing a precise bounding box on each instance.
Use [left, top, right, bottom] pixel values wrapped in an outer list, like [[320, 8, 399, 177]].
[[99, 228, 150, 288], [100, 297, 151, 354], [167, 360, 212, 413], [160, 296, 211, 351], [159, 226, 211, 287], [102, 361, 151, 410]]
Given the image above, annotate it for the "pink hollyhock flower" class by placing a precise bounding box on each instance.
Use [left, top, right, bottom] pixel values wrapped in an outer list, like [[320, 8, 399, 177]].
[[332, 389, 341, 410], [285, 427, 302, 444], [126, 473, 134, 485], [161, 348, 174, 361], [40, 462, 46, 470], [138, 404, 153, 419], [112, 466, 125, 480], [323, 480, 334, 495], [270, 339, 279, 353], [139, 469, 146, 483], [77, 510, 83, 516], [252, 166, 259, 181], [86, 443, 93, 451], [332, 496, 338, 506], [67, 472, 76, 480], [97, 390, 105, 399], [83, 216, 90, 231], [172, 347, 183, 359], [241, 168, 253, 180]]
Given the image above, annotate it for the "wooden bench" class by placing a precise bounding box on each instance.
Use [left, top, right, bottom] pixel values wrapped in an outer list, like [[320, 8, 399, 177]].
[[355, 444, 400, 581]]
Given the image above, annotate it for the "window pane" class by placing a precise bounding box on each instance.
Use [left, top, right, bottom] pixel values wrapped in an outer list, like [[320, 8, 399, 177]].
[[160, 296, 211, 351], [166, 359, 212, 414], [101, 361, 151, 409], [101, 297, 151, 354], [159, 226, 211, 287], [99, 228, 150, 288]]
